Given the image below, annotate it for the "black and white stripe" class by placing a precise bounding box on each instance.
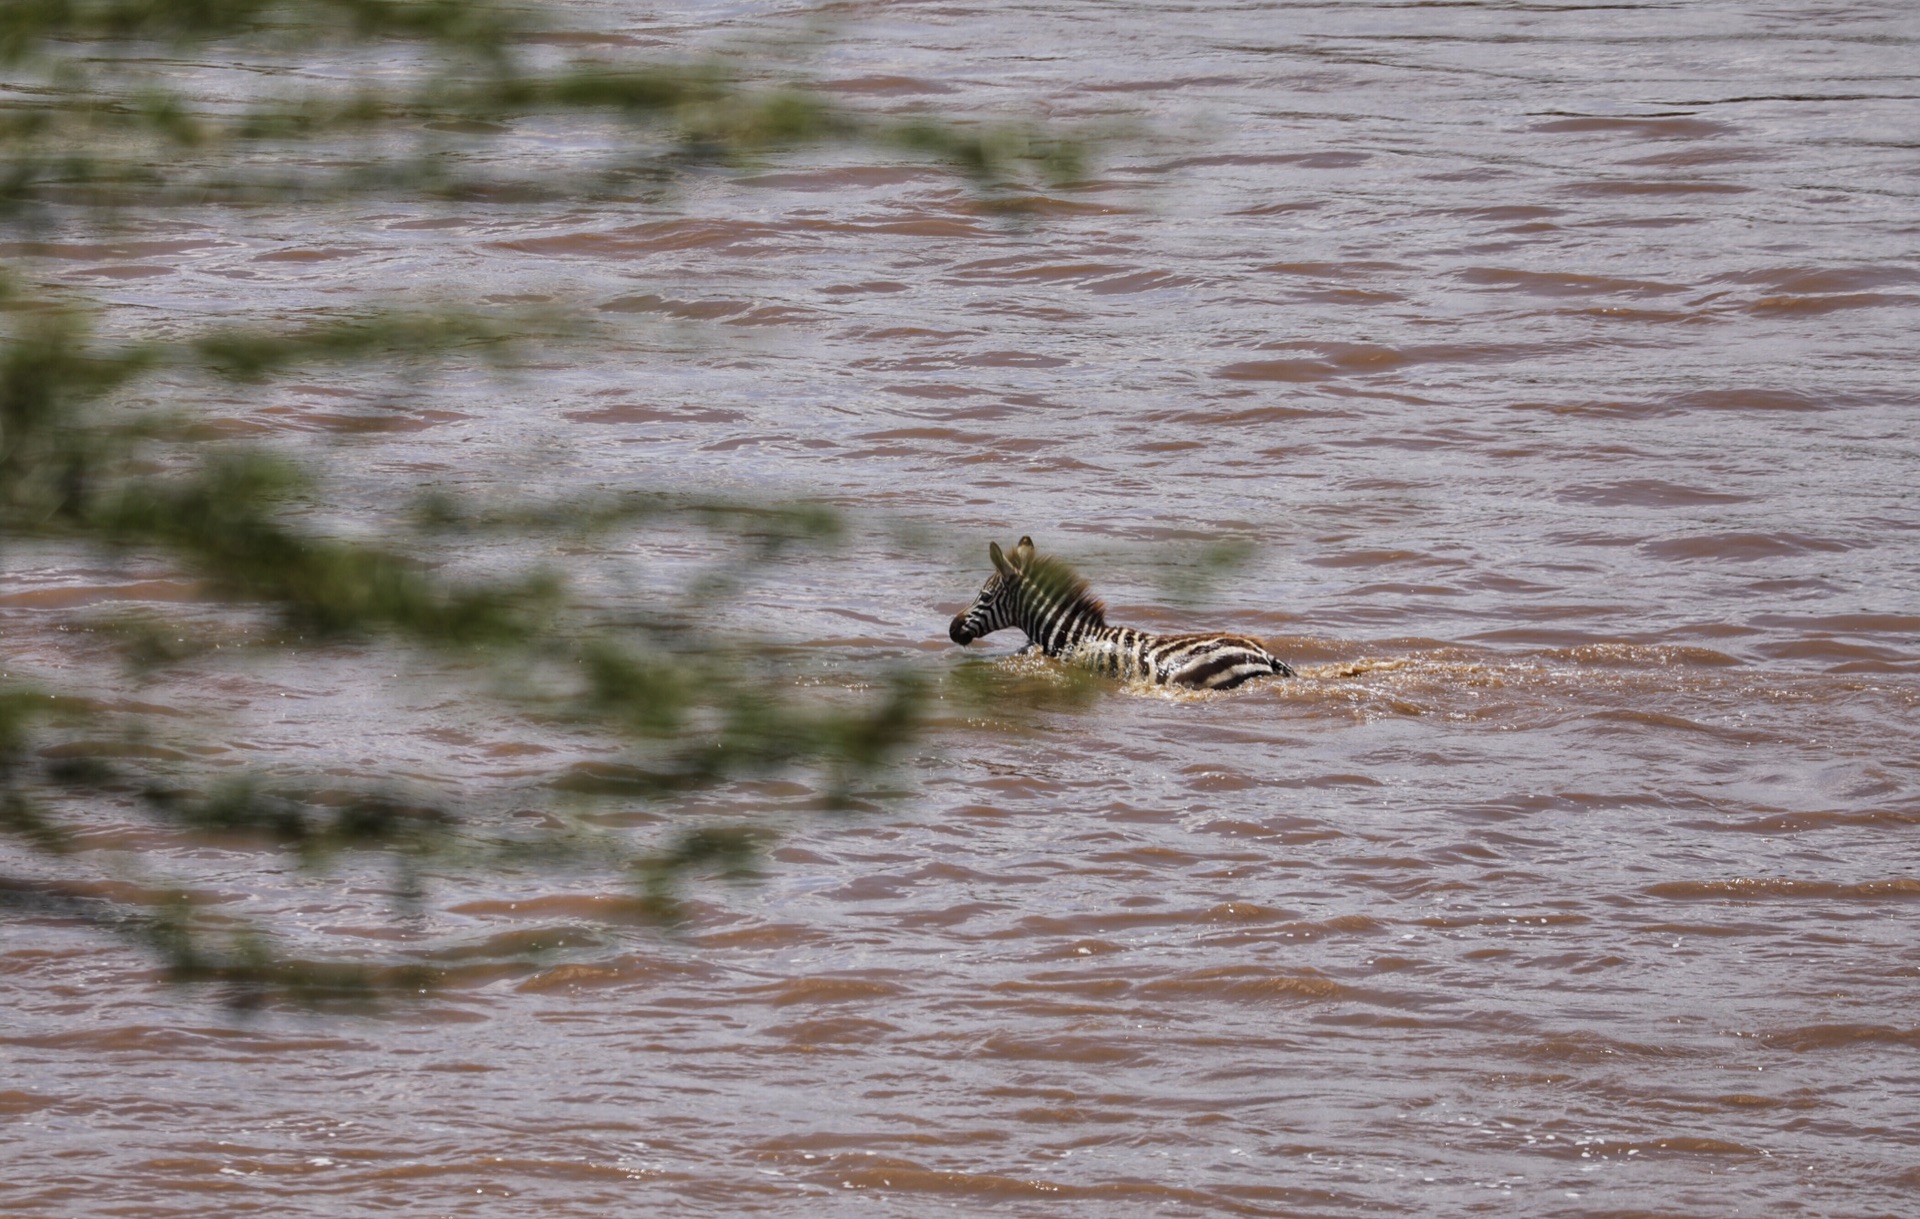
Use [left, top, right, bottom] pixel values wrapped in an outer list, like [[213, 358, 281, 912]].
[[948, 536, 1295, 691]]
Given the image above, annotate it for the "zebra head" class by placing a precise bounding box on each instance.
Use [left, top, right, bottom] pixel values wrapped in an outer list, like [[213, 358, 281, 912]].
[[948, 535, 1035, 644]]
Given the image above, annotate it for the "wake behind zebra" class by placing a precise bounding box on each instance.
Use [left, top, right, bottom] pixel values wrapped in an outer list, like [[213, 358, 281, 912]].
[[948, 536, 1294, 691]]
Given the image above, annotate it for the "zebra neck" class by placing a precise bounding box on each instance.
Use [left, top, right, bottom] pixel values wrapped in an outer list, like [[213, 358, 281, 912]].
[[1030, 619, 1133, 658], [1019, 597, 1106, 655]]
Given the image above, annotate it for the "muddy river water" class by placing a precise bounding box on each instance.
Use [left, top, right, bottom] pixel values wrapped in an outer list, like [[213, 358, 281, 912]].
[[3, 1, 1918, 1215]]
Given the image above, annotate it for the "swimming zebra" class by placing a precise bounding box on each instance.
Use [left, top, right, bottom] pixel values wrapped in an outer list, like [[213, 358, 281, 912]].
[[948, 536, 1295, 690]]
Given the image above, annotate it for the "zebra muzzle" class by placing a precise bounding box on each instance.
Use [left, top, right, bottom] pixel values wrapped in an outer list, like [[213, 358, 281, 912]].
[[949, 616, 975, 645]]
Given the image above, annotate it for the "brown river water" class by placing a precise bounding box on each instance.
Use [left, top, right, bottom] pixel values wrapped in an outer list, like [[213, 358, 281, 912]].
[[4, 1, 1919, 1215]]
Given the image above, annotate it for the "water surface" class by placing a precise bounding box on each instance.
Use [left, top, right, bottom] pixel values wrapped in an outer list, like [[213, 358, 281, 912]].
[[3, 2, 1918, 1215]]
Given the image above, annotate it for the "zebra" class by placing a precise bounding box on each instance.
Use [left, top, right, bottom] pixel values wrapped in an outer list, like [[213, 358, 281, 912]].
[[948, 536, 1295, 691]]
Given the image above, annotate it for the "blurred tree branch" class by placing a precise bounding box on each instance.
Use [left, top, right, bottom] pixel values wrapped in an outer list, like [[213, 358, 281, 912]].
[[0, 1, 1082, 215], [0, 0, 1086, 1006]]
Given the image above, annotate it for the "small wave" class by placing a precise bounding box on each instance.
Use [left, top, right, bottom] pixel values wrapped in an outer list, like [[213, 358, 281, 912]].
[[1643, 877, 1920, 901]]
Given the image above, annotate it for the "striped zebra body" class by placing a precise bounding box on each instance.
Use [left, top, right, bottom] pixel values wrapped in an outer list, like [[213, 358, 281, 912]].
[[948, 536, 1294, 692]]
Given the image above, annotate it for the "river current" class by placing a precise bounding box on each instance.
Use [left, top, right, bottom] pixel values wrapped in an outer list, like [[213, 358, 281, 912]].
[[3, 2, 1918, 1215]]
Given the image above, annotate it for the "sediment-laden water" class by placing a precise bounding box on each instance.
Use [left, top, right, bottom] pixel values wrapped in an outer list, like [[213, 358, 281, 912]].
[[3, 2, 1918, 1215]]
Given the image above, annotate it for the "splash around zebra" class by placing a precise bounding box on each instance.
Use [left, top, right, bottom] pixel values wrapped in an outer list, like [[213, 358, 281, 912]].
[[948, 536, 1295, 691]]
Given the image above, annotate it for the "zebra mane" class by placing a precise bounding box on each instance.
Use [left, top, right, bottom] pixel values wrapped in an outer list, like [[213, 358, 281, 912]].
[[1020, 554, 1106, 627]]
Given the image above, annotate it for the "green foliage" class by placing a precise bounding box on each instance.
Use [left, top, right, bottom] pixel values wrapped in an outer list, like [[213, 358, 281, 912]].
[[0, 0, 1082, 1007], [0, 0, 1081, 215]]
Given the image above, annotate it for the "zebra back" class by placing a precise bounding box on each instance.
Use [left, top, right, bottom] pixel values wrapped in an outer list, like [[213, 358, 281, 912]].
[[1071, 628, 1294, 690]]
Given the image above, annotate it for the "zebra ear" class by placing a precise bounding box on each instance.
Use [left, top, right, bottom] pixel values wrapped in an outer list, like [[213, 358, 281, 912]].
[[989, 541, 1015, 576], [1013, 536, 1035, 565]]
